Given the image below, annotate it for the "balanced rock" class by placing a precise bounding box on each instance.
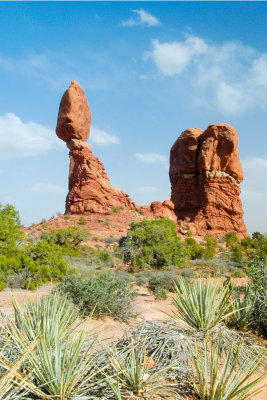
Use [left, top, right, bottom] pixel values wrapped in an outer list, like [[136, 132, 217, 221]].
[[56, 81, 136, 214], [170, 124, 247, 237], [56, 81, 91, 143]]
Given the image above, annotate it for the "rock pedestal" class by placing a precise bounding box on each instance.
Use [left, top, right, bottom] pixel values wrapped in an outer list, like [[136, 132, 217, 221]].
[[56, 81, 136, 214]]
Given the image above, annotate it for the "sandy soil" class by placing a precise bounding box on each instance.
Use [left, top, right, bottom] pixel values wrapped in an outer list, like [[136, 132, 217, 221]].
[[0, 286, 266, 399]]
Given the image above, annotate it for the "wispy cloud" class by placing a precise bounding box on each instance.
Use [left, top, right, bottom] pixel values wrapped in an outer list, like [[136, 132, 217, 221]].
[[121, 9, 161, 27], [0, 113, 61, 159], [135, 152, 167, 164], [90, 127, 120, 146], [0, 51, 72, 89], [147, 34, 267, 114]]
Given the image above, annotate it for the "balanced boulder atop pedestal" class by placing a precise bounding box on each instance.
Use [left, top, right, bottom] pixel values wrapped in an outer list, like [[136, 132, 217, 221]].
[[56, 81, 136, 214]]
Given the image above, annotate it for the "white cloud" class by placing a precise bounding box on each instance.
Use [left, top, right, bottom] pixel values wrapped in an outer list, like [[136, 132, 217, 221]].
[[147, 35, 267, 114], [0, 113, 61, 159], [30, 183, 65, 196], [121, 9, 161, 27], [135, 152, 167, 164], [90, 127, 120, 146], [148, 36, 208, 76]]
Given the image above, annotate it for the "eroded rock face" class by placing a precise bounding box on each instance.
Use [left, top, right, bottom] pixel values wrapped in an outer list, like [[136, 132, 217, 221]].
[[170, 124, 247, 237], [56, 81, 136, 214], [56, 81, 91, 143]]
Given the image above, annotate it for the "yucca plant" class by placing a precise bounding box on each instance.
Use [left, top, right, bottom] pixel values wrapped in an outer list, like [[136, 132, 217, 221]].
[[187, 330, 267, 400], [226, 285, 256, 330], [2, 291, 105, 399], [106, 339, 180, 399], [0, 335, 50, 399], [167, 277, 234, 331], [12, 290, 80, 343]]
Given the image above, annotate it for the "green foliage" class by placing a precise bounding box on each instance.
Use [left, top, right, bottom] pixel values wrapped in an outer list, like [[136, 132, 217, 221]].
[[2, 292, 102, 399], [185, 238, 205, 259], [231, 244, 244, 263], [225, 231, 239, 247], [40, 226, 90, 250], [107, 340, 177, 399], [180, 268, 197, 279], [0, 206, 80, 290], [241, 235, 253, 249], [231, 268, 246, 278], [188, 330, 267, 400], [148, 271, 180, 300], [0, 203, 25, 255], [58, 272, 138, 320], [108, 207, 119, 215], [247, 257, 267, 336], [79, 216, 86, 225], [134, 272, 148, 286], [170, 277, 232, 331], [120, 219, 188, 270], [203, 234, 218, 259], [226, 286, 256, 330]]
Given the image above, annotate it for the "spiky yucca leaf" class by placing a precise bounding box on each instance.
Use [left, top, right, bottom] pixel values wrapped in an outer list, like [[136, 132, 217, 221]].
[[167, 277, 233, 331], [12, 290, 79, 343], [187, 330, 267, 400], [0, 336, 50, 399], [3, 292, 104, 399], [226, 285, 256, 330], [107, 339, 180, 399]]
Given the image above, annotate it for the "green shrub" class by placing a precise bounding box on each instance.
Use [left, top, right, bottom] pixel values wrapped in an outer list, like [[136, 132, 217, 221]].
[[134, 272, 148, 286], [79, 216, 86, 225], [108, 207, 119, 215], [185, 238, 205, 259], [231, 268, 246, 278], [203, 234, 217, 259], [119, 219, 188, 270], [247, 257, 267, 336], [0, 203, 25, 255], [225, 231, 239, 247], [40, 226, 90, 250], [148, 271, 180, 300], [180, 268, 197, 279], [241, 236, 253, 249], [231, 244, 243, 263], [58, 272, 138, 320]]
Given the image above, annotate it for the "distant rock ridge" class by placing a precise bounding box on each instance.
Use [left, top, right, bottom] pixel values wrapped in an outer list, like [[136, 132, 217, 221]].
[[56, 81, 247, 237]]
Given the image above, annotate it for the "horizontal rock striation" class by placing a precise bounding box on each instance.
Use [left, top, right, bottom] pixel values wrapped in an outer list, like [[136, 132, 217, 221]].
[[56, 81, 136, 214], [170, 124, 247, 237]]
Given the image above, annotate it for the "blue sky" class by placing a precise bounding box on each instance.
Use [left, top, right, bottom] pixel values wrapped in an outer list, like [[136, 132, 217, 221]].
[[0, 1, 266, 234]]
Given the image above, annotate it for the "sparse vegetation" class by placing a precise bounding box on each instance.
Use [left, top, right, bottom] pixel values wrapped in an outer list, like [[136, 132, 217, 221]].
[[58, 272, 138, 320], [119, 219, 188, 270]]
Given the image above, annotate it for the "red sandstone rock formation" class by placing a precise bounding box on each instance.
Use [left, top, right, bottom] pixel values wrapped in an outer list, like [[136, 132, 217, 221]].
[[56, 81, 136, 214], [56, 81, 246, 238], [170, 124, 247, 237]]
